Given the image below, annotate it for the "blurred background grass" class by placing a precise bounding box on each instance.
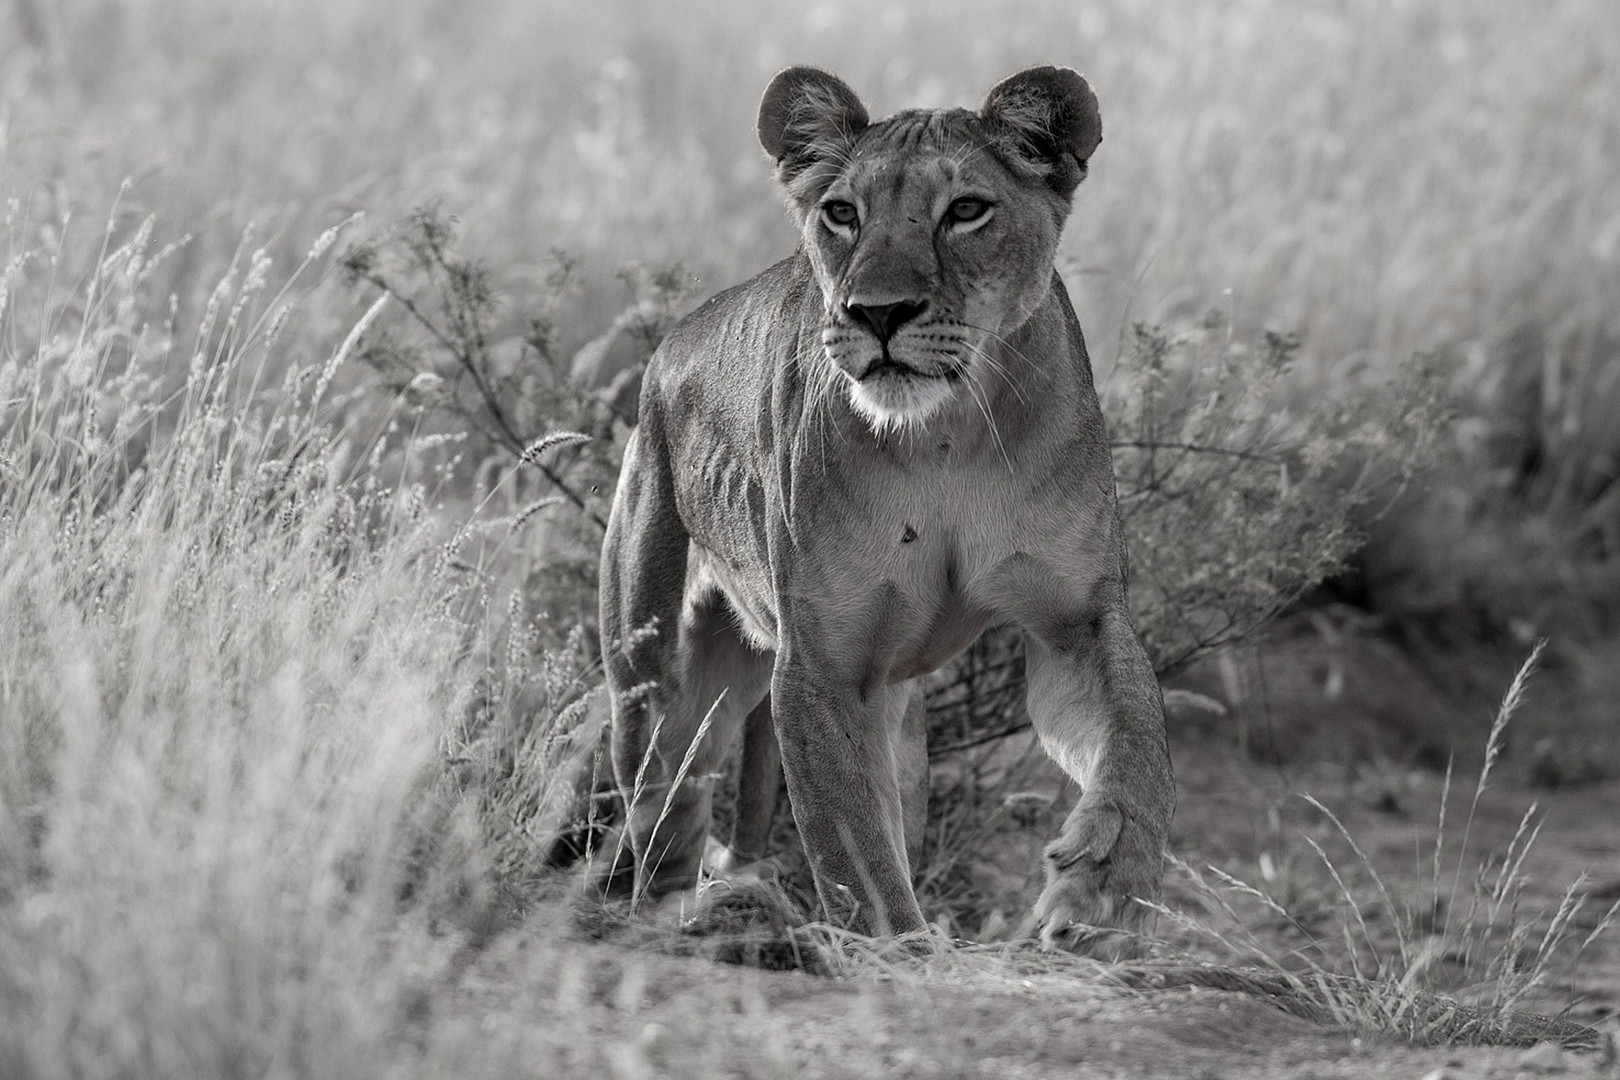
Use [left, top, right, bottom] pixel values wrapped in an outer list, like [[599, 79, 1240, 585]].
[[9, 0, 1619, 659], [9, 0, 1618, 365]]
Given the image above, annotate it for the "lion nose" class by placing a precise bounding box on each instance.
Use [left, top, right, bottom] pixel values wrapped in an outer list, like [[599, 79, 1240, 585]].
[[845, 299, 927, 342]]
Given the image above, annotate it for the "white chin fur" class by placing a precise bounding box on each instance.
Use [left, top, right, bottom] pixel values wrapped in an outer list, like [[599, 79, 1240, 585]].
[[847, 374, 955, 435]]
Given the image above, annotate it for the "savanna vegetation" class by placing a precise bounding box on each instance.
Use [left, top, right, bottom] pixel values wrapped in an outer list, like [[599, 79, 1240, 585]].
[[2, 0, 1618, 1076]]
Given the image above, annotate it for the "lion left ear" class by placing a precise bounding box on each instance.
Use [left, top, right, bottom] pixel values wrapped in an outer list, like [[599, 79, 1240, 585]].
[[758, 66, 870, 191], [980, 66, 1102, 198]]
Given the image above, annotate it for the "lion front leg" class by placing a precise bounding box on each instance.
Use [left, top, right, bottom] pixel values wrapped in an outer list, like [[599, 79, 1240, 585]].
[[1021, 606, 1175, 959], [772, 663, 928, 937]]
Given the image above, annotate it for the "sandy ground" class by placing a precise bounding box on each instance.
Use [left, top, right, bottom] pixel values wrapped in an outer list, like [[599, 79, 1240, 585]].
[[426, 623, 1618, 1077], [428, 724, 1618, 1078], [449, 935, 1607, 1079]]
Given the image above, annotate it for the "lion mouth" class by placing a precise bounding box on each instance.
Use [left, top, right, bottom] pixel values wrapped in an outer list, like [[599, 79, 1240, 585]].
[[861, 355, 917, 381], [859, 352, 963, 383], [843, 350, 964, 433]]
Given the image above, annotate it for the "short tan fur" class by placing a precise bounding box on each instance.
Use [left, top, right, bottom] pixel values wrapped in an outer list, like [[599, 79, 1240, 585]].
[[598, 65, 1174, 952]]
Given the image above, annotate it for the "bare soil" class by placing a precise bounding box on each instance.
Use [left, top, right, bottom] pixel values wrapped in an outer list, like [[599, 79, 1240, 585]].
[[440, 632, 1620, 1078]]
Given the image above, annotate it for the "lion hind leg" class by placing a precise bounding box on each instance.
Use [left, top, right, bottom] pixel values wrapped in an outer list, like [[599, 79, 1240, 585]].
[[892, 683, 929, 876], [601, 426, 772, 907], [616, 586, 772, 907], [718, 695, 781, 872]]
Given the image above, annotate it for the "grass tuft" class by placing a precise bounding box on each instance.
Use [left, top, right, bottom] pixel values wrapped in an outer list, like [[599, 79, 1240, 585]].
[[1151, 645, 1614, 1047]]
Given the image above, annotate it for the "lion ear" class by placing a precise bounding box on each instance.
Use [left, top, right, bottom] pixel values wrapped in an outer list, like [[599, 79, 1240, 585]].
[[980, 66, 1101, 197], [758, 66, 870, 186]]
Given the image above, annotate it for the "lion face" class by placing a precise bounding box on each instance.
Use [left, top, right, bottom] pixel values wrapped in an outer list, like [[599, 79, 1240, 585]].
[[758, 67, 1102, 434]]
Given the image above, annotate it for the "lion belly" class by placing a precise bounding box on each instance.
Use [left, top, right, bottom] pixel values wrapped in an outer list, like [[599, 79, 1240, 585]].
[[688, 542, 779, 653]]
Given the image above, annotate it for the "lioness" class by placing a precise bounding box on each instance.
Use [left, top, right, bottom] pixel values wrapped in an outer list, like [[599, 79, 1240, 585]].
[[598, 65, 1174, 952]]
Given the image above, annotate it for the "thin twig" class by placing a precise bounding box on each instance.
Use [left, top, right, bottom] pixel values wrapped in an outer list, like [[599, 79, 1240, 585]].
[[356, 268, 609, 530]]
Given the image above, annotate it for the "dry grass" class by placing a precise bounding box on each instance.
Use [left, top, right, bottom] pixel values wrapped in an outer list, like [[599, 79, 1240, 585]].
[[6, 0, 1617, 365], [10, 0, 1617, 644], [0, 215, 468, 1075], [1153, 644, 1618, 1047]]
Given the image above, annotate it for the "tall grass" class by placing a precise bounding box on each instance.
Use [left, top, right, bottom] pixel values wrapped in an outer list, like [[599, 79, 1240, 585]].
[[0, 205, 492, 1077], [11, 0, 1615, 658], [7, 0, 1617, 363]]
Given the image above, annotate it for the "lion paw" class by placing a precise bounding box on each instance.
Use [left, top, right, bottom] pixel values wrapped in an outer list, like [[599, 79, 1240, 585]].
[[1026, 794, 1164, 961]]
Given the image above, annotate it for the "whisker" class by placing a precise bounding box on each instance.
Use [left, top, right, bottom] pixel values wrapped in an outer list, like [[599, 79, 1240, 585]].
[[957, 319, 1044, 376], [947, 141, 990, 173], [962, 338, 1029, 408], [963, 366, 1014, 473]]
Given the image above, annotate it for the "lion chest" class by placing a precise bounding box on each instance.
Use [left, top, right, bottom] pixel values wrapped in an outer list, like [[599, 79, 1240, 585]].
[[678, 449, 1015, 685], [772, 464, 1025, 686], [880, 546, 996, 683]]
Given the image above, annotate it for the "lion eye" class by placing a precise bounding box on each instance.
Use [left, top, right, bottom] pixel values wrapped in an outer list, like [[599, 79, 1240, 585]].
[[822, 200, 859, 229], [948, 197, 991, 224]]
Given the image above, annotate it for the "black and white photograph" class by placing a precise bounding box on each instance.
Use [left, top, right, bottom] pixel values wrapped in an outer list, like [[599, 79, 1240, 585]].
[[2, 1, 1617, 1076]]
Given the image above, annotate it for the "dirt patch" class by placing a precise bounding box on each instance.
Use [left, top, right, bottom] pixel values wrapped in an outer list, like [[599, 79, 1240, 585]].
[[428, 729, 1618, 1078], [436, 626, 1619, 1077], [437, 927, 1611, 1078]]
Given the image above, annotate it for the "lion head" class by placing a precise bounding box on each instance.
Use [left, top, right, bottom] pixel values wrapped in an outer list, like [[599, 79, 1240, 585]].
[[756, 66, 1102, 434]]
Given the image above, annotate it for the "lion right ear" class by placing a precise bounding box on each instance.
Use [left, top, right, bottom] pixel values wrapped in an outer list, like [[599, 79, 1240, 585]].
[[981, 67, 1101, 198], [758, 67, 869, 191]]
